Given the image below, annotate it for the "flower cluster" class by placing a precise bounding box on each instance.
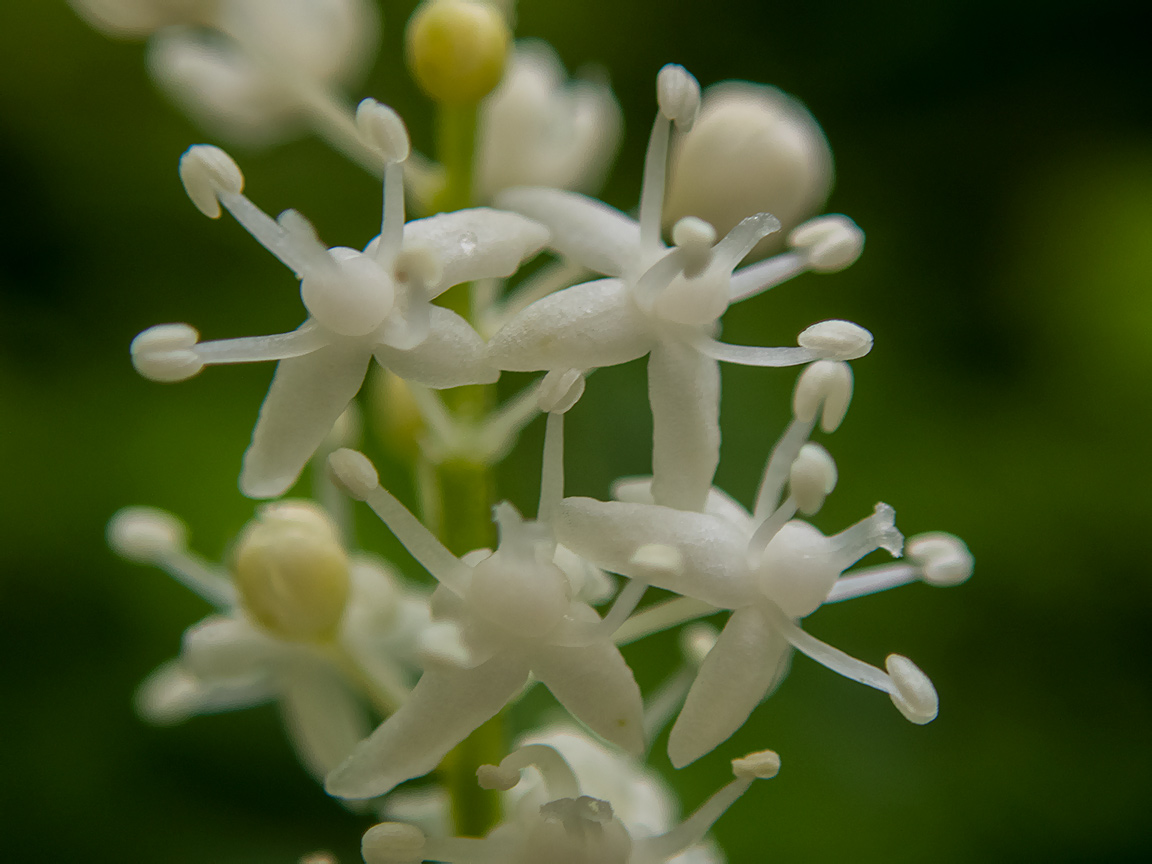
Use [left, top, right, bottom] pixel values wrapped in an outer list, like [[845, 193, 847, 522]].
[[92, 1, 972, 860]]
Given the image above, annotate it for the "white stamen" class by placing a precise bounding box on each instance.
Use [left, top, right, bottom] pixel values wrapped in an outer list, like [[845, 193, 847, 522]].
[[356, 99, 411, 164], [789, 214, 865, 272], [792, 359, 853, 432], [107, 506, 185, 564], [361, 822, 426, 864], [753, 416, 816, 520], [537, 368, 585, 414], [789, 443, 837, 515], [797, 320, 873, 361], [680, 622, 719, 666], [827, 503, 904, 572], [886, 654, 939, 724], [130, 324, 204, 382], [907, 532, 974, 587], [656, 64, 701, 129], [671, 216, 716, 276], [731, 748, 782, 780], [277, 210, 334, 275], [478, 744, 581, 800], [178, 145, 243, 219], [538, 411, 565, 523], [328, 448, 379, 501]]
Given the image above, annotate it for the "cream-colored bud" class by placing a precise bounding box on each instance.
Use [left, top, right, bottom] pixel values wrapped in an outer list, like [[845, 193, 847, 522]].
[[406, 0, 510, 104], [232, 501, 349, 642]]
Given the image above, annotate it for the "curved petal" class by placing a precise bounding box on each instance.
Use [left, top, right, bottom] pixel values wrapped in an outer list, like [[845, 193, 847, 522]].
[[554, 498, 757, 609], [487, 278, 653, 372], [374, 305, 498, 388], [648, 339, 721, 512], [668, 606, 791, 768], [392, 208, 550, 296], [135, 659, 274, 725], [240, 343, 371, 498], [278, 656, 372, 781], [495, 187, 640, 277], [532, 641, 645, 755], [324, 653, 530, 800]]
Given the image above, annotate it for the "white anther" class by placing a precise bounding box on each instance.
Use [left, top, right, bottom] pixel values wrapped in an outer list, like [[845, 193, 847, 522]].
[[130, 324, 204, 382], [797, 320, 873, 361], [789, 443, 838, 515], [537, 369, 585, 414], [680, 622, 719, 667], [178, 145, 243, 219], [792, 360, 853, 432], [629, 543, 684, 577], [476, 763, 522, 791], [393, 243, 442, 289], [907, 532, 974, 587], [788, 214, 864, 272], [885, 654, 939, 724], [356, 99, 411, 163], [362, 822, 427, 864], [417, 620, 472, 668], [672, 216, 718, 250], [731, 749, 781, 780], [107, 506, 186, 564], [328, 449, 379, 501], [656, 64, 701, 129]]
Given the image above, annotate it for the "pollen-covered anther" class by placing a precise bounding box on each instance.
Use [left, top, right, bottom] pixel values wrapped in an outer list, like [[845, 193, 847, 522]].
[[789, 214, 864, 272], [356, 98, 411, 164], [362, 821, 427, 864], [790, 443, 837, 515], [907, 532, 974, 587], [178, 144, 243, 219], [130, 323, 204, 382], [656, 63, 701, 129], [885, 654, 939, 724], [731, 748, 781, 780], [797, 319, 873, 361], [107, 506, 187, 564], [671, 216, 717, 276], [793, 359, 853, 432], [538, 368, 585, 414], [328, 448, 380, 501]]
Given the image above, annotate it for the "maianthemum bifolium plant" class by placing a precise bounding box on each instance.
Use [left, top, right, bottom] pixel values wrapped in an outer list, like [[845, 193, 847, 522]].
[[77, 0, 975, 861]]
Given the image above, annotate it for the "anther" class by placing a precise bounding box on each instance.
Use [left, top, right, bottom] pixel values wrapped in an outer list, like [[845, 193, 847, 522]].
[[671, 216, 717, 277], [731, 749, 781, 780], [907, 532, 973, 587], [179, 145, 243, 219], [789, 214, 864, 272], [792, 360, 853, 432], [130, 323, 204, 382], [656, 64, 701, 129], [356, 99, 411, 163], [886, 654, 939, 724], [790, 443, 837, 515], [107, 506, 186, 564], [797, 320, 873, 361], [328, 449, 380, 501], [538, 368, 585, 414]]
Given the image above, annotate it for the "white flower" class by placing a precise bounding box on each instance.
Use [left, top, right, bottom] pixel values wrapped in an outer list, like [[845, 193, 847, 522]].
[[360, 744, 780, 864], [489, 64, 869, 512], [69, 0, 218, 37], [476, 40, 622, 200], [131, 103, 548, 498], [553, 361, 971, 767], [108, 500, 432, 781]]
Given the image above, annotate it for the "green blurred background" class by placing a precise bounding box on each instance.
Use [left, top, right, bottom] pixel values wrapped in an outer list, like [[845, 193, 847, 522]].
[[2, 1, 1150, 862]]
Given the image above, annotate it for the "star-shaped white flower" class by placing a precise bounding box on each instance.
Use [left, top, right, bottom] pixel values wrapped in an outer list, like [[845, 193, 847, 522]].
[[360, 744, 781, 864], [324, 377, 647, 800], [489, 64, 871, 512], [553, 361, 973, 767], [108, 499, 433, 782], [131, 101, 548, 498]]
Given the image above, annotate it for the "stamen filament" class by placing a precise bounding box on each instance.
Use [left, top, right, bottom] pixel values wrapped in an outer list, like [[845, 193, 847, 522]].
[[825, 563, 922, 603], [538, 411, 564, 524], [693, 336, 822, 368], [216, 191, 306, 276], [193, 324, 330, 365], [376, 161, 406, 265], [158, 550, 236, 609], [760, 600, 892, 691], [753, 417, 817, 520], [639, 112, 672, 255], [491, 744, 581, 800], [614, 596, 719, 646], [643, 775, 754, 860], [747, 495, 799, 564], [729, 251, 807, 302]]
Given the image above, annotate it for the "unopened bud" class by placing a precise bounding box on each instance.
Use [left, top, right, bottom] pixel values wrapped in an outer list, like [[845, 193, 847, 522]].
[[179, 144, 242, 218], [732, 749, 781, 780], [362, 822, 427, 864], [130, 323, 204, 382], [406, 0, 510, 104], [356, 99, 411, 163], [885, 654, 939, 724], [789, 443, 837, 515], [656, 64, 700, 129], [232, 501, 349, 642], [789, 214, 864, 272], [793, 360, 853, 433], [907, 532, 973, 587], [108, 506, 186, 563], [797, 320, 873, 361]]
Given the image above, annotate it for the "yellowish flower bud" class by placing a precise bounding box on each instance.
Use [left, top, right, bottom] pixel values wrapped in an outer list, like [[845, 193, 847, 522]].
[[232, 501, 349, 642], [370, 367, 425, 462], [405, 0, 510, 104]]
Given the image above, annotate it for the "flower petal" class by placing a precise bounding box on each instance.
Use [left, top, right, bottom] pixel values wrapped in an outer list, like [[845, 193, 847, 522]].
[[495, 187, 640, 277], [240, 343, 371, 498], [532, 641, 645, 755], [374, 305, 499, 387], [135, 659, 274, 725], [325, 653, 530, 800], [668, 606, 791, 768], [278, 656, 372, 781], [487, 278, 653, 372], [648, 340, 721, 512], [555, 498, 757, 609], [181, 615, 283, 681]]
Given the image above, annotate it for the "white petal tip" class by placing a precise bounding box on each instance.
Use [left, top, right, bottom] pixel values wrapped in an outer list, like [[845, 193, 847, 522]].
[[179, 145, 243, 219], [130, 323, 203, 382], [537, 368, 585, 414], [797, 320, 874, 361], [356, 99, 411, 164], [886, 654, 939, 724], [732, 749, 781, 780], [362, 822, 426, 864], [792, 359, 853, 431], [790, 443, 837, 515], [657, 64, 701, 129], [476, 763, 521, 791], [107, 506, 186, 563], [328, 449, 380, 501], [789, 214, 864, 272], [907, 532, 973, 587]]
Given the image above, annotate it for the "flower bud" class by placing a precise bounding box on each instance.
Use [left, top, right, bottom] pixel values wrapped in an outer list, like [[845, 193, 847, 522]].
[[405, 0, 510, 104], [232, 501, 349, 642], [370, 369, 425, 462]]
